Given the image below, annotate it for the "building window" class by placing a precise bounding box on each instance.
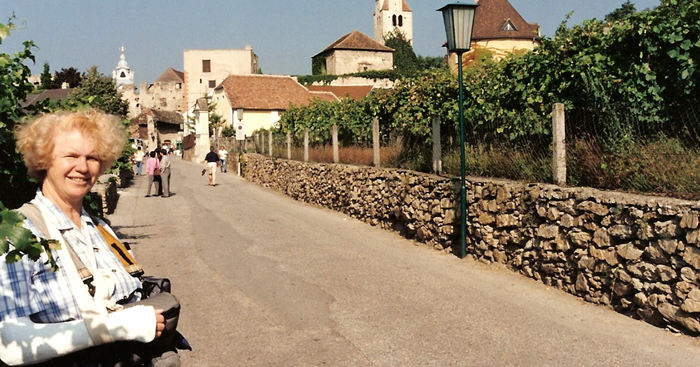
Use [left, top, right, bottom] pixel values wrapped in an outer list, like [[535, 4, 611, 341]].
[[208, 80, 216, 88], [392, 15, 397, 27], [120, 71, 126, 78], [202, 59, 211, 73], [398, 15, 403, 27], [501, 19, 518, 31]]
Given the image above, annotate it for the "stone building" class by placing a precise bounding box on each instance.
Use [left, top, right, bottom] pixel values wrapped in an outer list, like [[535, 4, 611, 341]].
[[374, 0, 413, 45], [183, 47, 259, 111], [130, 108, 184, 152], [119, 67, 186, 119], [312, 30, 394, 75], [447, 0, 541, 71]]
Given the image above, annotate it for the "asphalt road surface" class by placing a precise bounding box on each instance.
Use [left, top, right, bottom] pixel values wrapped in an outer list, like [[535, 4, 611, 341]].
[[107, 158, 700, 366]]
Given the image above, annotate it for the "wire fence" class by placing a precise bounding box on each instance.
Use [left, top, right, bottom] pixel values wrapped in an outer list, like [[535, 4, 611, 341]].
[[231, 99, 700, 200]]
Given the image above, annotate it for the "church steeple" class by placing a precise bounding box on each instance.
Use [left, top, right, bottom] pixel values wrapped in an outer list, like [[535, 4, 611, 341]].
[[112, 45, 135, 88], [374, 0, 413, 45]]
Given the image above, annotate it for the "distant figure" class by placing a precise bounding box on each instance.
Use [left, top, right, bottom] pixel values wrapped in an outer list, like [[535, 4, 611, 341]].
[[133, 146, 144, 175], [203, 146, 220, 186], [159, 148, 171, 197], [218, 146, 228, 173], [145, 150, 161, 197]]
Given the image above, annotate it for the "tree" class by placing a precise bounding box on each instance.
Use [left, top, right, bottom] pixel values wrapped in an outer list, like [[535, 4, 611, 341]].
[[0, 16, 40, 209], [384, 29, 418, 75], [51, 67, 81, 89], [605, 0, 637, 22], [40, 61, 52, 90], [66, 66, 129, 118], [417, 55, 446, 70]]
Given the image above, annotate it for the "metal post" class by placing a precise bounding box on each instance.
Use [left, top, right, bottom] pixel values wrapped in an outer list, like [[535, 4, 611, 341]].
[[458, 52, 467, 259]]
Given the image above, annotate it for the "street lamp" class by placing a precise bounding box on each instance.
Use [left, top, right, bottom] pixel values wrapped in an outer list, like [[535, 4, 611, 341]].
[[438, 1, 478, 259]]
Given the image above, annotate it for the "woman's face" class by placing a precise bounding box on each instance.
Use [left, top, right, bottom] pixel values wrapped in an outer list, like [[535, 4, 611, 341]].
[[42, 129, 101, 209]]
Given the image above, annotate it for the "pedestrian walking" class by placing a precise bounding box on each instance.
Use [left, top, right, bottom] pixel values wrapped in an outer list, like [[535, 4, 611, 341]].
[[159, 148, 172, 197], [203, 146, 219, 186], [145, 150, 161, 197], [218, 146, 228, 173], [134, 146, 144, 175]]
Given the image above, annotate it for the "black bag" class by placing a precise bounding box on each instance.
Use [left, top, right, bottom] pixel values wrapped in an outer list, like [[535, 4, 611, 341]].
[[123, 277, 185, 351]]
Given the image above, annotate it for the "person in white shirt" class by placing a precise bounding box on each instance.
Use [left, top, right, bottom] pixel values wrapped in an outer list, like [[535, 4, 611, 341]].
[[218, 146, 228, 173]]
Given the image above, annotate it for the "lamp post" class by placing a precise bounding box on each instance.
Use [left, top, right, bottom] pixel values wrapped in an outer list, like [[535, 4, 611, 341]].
[[438, 1, 478, 259]]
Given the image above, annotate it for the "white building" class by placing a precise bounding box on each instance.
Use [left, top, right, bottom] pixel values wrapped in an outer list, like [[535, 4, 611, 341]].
[[374, 0, 413, 45], [112, 46, 135, 88], [183, 47, 259, 112]]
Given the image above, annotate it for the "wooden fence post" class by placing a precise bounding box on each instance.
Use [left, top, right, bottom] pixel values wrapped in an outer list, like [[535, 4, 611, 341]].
[[287, 130, 291, 159], [432, 115, 442, 175], [304, 128, 309, 162], [260, 133, 265, 155], [552, 103, 566, 186], [372, 117, 380, 167], [268, 130, 272, 156], [332, 125, 339, 163]]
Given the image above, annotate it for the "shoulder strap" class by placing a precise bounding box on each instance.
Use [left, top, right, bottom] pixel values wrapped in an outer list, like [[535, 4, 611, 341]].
[[94, 223, 144, 278], [17, 204, 95, 288]]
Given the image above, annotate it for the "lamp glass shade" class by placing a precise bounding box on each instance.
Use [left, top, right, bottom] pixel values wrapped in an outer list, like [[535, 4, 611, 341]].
[[438, 2, 478, 53], [236, 108, 244, 121]]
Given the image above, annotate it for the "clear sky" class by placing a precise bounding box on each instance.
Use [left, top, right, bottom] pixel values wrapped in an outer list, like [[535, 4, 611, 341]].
[[2, 0, 660, 87]]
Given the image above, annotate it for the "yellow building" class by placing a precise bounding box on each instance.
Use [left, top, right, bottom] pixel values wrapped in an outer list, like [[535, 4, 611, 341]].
[[211, 75, 337, 137], [447, 0, 541, 71]]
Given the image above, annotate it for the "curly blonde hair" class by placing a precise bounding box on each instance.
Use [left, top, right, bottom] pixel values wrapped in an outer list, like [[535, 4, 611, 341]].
[[14, 109, 126, 180]]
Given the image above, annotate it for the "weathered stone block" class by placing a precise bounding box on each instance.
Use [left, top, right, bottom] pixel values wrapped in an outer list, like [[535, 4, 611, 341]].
[[658, 303, 700, 333], [655, 220, 679, 238], [576, 201, 609, 216], [681, 289, 700, 313], [680, 214, 699, 229], [617, 243, 643, 260], [593, 229, 611, 248], [683, 246, 700, 270], [658, 239, 679, 255], [538, 224, 559, 239], [590, 247, 618, 266], [609, 224, 634, 239]]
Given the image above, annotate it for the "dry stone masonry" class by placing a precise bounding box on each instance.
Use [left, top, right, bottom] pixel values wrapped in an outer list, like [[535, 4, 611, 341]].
[[243, 154, 700, 336]]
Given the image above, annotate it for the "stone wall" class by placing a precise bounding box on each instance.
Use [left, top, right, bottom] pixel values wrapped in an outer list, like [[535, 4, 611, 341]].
[[242, 154, 700, 336]]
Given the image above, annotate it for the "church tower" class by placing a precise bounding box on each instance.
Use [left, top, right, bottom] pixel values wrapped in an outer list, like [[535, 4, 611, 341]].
[[374, 0, 413, 45], [112, 45, 135, 88]]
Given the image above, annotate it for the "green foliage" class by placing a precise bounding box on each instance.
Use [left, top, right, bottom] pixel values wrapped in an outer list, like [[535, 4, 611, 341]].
[[66, 66, 129, 117], [311, 54, 327, 75], [40, 61, 51, 90], [605, 0, 637, 22], [297, 69, 400, 86], [0, 16, 40, 209], [384, 29, 418, 75], [51, 66, 81, 89], [417, 55, 446, 70], [0, 201, 59, 272], [221, 126, 235, 137]]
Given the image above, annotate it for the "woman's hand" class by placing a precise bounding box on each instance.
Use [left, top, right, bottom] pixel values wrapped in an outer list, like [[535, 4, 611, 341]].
[[154, 309, 165, 338]]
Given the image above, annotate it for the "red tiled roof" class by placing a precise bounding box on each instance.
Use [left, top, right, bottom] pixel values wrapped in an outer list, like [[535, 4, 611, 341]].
[[472, 0, 540, 41], [155, 67, 184, 84], [317, 30, 394, 56], [216, 75, 318, 110], [310, 91, 340, 102], [306, 85, 375, 101]]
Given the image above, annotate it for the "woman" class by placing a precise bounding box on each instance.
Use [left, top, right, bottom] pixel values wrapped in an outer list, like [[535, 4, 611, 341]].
[[1, 110, 165, 365], [145, 150, 161, 197]]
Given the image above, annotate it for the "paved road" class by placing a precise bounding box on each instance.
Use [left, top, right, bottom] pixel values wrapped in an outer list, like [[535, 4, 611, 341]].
[[107, 158, 700, 367]]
